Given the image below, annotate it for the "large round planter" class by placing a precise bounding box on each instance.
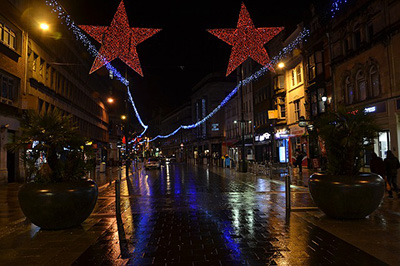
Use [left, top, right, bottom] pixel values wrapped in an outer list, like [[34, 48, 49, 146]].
[[309, 173, 385, 219], [18, 180, 98, 230]]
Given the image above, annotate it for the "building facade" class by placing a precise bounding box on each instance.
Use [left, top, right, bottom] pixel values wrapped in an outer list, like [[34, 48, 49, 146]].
[[329, 0, 400, 161], [0, 0, 111, 184], [191, 73, 235, 165]]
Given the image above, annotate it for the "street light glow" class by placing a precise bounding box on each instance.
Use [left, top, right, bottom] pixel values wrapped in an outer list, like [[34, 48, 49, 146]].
[[277, 62, 285, 69], [40, 23, 49, 31], [107, 97, 114, 104], [121, 115, 127, 120]]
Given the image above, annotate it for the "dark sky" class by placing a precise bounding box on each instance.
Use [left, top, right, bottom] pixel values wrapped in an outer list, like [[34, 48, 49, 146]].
[[59, 0, 317, 121]]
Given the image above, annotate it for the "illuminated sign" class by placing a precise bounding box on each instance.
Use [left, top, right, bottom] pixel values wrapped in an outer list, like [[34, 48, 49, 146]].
[[364, 106, 376, 113], [212, 123, 219, 131], [255, 132, 271, 142]]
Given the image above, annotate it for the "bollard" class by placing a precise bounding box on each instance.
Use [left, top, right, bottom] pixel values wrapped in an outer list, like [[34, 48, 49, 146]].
[[115, 179, 121, 220], [285, 165, 292, 212]]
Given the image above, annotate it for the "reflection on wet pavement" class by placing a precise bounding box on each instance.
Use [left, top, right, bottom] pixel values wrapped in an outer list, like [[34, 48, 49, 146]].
[[74, 164, 387, 265]]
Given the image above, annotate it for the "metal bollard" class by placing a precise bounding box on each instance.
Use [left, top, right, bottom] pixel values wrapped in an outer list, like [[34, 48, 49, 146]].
[[285, 165, 292, 211], [115, 179, 121, 219]]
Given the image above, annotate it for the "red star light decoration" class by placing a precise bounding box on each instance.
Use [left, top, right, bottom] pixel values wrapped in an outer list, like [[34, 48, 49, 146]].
[[79, 0, 161, 76], [207, 2, 284, 76]]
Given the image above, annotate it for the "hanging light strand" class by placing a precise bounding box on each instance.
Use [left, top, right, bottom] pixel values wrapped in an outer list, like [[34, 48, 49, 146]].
[[147, 28, 309, 143]]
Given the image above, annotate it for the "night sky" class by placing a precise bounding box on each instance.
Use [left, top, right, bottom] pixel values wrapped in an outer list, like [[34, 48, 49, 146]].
[[59, 0, 317, 121]]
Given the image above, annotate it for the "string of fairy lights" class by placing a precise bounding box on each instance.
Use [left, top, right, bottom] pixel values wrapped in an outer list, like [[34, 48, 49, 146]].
[[45, 0, 149, 141], [330, 0, 348, 18], [45, 0, 351, 148]]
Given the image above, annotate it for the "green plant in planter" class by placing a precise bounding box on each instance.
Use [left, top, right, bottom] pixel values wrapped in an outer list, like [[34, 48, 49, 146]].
[[315, 105, 380, 175], [7, 110, 94, 183]]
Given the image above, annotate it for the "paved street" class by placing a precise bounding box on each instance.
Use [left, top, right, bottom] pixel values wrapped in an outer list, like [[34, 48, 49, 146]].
[[0, 163, 399, 265]]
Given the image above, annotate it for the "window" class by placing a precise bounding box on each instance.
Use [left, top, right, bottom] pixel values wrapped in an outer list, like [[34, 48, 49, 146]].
[[294, 100, 300, 121], [345, 76, 354, 104], [291, 64, 303, 87], [315, 51, 323, 75], [274, 75, 284, 89], [356, 70, 367, 101], [0, 22, 16, 50], [370, 66, 380, 97], [366, 23, 374, 42], [317, 88, 326, 113], [32, 53, 38, 72], [39, 59, 44, 76], [291, 69, 295, 86], [296, 66, 302, 84], [311, 91, 318, 116], [45, 65, 50, 81], [308, 54, 316, 80], [0, 71, 17, 104], [353, 25, 361, 49], [278, 97, 286, 118]]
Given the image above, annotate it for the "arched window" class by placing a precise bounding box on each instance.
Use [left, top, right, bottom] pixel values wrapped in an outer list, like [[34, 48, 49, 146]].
[[345, 76, 354, 104], [356, 70, 367, 101], [370, 65, 380, 97]]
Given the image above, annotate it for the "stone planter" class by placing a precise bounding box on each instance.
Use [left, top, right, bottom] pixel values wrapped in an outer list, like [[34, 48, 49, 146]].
[[18, 180, 98, 230], [309, 173, 385, 219]]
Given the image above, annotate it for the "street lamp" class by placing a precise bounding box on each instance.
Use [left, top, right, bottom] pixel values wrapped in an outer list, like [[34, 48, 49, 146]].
[[107, 97, 114, 104], [39, 23, 49, 31], [121, 115, 127, 120], [277, 62, 285, 69]]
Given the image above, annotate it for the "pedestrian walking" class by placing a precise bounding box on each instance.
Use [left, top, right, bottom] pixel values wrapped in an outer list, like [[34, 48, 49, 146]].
[[370, 152, 385, 176], [295, 149, 304, 173], [370, 152, 390, 192], [384, 150, 400, 198]]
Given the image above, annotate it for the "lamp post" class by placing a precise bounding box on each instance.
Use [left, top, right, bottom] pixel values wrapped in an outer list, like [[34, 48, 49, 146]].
[[239, 65, 247, 172]]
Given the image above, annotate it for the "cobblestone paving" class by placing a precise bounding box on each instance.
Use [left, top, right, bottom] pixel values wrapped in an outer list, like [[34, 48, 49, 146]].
[[73, 164, 387, 265]]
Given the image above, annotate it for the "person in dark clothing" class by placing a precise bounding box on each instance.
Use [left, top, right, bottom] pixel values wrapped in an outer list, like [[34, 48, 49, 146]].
[[370, 152, 389, 192], [384, 150, 400, 198], [370, 152, 385, 177], [295, 149, 304, 173]]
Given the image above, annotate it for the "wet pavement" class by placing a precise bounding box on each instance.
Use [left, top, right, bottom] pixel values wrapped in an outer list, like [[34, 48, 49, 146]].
[[0, 163, 399, 265]]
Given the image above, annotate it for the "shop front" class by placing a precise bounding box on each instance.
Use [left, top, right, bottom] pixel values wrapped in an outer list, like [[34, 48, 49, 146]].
[[275, 128, 289, 163], [289, 125, 308, 167], [254, 131, 273, 163]]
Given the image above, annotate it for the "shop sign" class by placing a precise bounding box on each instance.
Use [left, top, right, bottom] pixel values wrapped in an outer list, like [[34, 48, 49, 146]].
[[255, 132, 271, 142], [212, 123, 219, 131], [268, 110, 278, 119], [275, 129, 289, 139], [290, 126, 305, 136]]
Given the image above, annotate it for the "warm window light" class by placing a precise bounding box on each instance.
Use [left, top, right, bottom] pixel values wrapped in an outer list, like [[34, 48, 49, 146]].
[[277, 62, 285, 69], [107, 97, 114, 104], [40, 23, 49, 31]]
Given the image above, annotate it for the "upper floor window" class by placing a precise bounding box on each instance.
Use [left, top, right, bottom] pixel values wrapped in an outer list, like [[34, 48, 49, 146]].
[[0, 22, 16, 50], [353, 25, 361, 50], [278, 97, 285, 118], [366, 23, 374, 43], [294, 100, 301, 121], [345, 76, 354, 104], [0, 71, 18, 104], [308, 54, 316, 80], [356, 70, 367, 101], [291, 64, 303, 88], [370, 66, 380, 97], [274, 75, 284, 90]]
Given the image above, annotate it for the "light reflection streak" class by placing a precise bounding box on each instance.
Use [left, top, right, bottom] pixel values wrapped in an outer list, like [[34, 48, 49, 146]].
[[187, 172, 242, 261]]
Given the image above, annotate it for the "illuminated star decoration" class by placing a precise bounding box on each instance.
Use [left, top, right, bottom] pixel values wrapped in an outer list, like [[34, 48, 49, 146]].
[[207, 2, 284, 76], [79, 0, 161, 76]]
